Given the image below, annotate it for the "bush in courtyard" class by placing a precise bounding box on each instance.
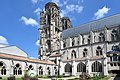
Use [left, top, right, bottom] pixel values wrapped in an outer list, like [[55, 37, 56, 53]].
[[7, 76, 15, 80]]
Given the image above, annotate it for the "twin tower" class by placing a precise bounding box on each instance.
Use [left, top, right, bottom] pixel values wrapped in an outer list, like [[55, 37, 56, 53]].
[[39, 2, 72, 60]]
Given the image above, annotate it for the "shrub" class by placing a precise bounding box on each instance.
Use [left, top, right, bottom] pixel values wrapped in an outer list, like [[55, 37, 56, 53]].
[[7, 76, 15, 80]]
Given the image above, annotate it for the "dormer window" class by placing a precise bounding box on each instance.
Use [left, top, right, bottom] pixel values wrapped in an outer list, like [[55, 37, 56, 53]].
[[111, 29, 118, 41], [72, 38, 75, 46], [99, 32, 105, 42]]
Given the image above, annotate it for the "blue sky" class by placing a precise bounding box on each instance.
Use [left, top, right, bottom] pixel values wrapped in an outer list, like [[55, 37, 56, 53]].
[[0, 0, 120, 59]]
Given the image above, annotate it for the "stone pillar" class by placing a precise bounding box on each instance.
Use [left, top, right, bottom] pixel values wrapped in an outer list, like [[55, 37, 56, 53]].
[[86, 59, 91, 76], [90, 31, 94, 43], [105, 27, 109, 41], [79, 35, 82, 45], [103, 58, 108, 76], [59, 62, 64, 75], [72, 61, 76, 76]]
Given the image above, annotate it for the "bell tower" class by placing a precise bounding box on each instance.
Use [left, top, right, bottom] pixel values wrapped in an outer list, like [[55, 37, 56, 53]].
[[39, 2, 62, 60]]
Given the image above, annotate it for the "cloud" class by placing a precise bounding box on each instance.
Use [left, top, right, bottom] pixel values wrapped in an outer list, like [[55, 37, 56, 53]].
[[34, 7, 41, 16], [60, 4, 84, 17], [31, 0, 38, 3], [0, 36, 9, 45], [36, 40, 40, 46], [20, 16, 39, 27], [94, 6, 111, 19]]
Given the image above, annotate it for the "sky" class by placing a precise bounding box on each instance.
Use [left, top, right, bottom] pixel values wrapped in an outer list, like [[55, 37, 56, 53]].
[[0, 0, 120, 59]]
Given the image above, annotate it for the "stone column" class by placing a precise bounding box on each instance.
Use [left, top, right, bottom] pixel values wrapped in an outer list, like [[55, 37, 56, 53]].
[[103, 58, 108, 76], [72, 61, 76, 76], [59, 62, 64, 75], [86, 59, 91, 76]]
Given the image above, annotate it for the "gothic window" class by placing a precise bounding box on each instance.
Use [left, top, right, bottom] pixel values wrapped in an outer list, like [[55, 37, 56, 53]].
[[111, 29, 118, 41], [99, 32, 105, 42], [112, 45, 120, 51], [46, 40, 51, 51], [113, 54, 117, 61], [63, 40, 66, 48], [0, 62, 6, 75], [54, 67, 58, 75], [39, 66, 43, 75], [13, 63, 22, 75], [88, 35, 91, 44], [82, 37, 85, 44], [47, 67, 51, 75], [92, 61, 102, 72], [72, 38, 75, 46], [83, 48, 88, 57], [65, 63, 72, 73], [96, 46, 103, 56], [71, 50, 76, 58], [77, 62, 86, 72], [28, 65, 34, 70]]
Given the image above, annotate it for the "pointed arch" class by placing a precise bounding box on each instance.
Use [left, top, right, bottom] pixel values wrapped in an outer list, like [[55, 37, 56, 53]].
[[71, 50, 76, 59], [47, 67, 51, 75], [0, 61, 6, 75], [64, 63, 72, 73], [13, 63, 22, 75], [39, 66, 43, 75], [28, 65, 34, 70], [92, 61, 102, 72], [96, 46, 103, 56], [77, 62, 86, 72]]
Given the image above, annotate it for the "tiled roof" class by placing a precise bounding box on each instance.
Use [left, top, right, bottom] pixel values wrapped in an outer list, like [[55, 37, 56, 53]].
[[49, 53, 61, 57], [0, 53, 54, 65], [61, 13, 120, 39]]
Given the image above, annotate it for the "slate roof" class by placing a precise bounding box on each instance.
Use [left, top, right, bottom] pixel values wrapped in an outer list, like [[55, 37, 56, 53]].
[[0, 46, 28, 57], [61, 13, 120, 39]]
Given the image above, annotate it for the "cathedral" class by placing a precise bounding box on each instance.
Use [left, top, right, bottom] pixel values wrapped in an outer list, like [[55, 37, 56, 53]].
[[0, 2, 120, 79], [39, 2, 120, 77]]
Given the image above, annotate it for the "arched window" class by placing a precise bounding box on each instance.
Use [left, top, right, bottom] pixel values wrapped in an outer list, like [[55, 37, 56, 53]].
[[112, 45, 120, 51], [111, 29, 118, 41], [113, 54, 117, 61], [77, 62, 86, 72], [28, 65, 34, 70], [65, 63, 72, 73], [88, 35, 91, 44], [82, 37, 85, 44], [72, 38, 75, 46], [83, 48, 88, 57], [71, 50, 76, 59], [92, 61, 102, 72], [54, 67, 58, 75], [96, 46, 103, 56], [63, 40, 66, 48], [47, 67, 51, 75], [0, 62, 6, 75], [99, 33, 105, 42], [13, 63, 22, 75], [77, 37, 80, 45], [39, 66, 43, 75], [46, 40, 51, 51]]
